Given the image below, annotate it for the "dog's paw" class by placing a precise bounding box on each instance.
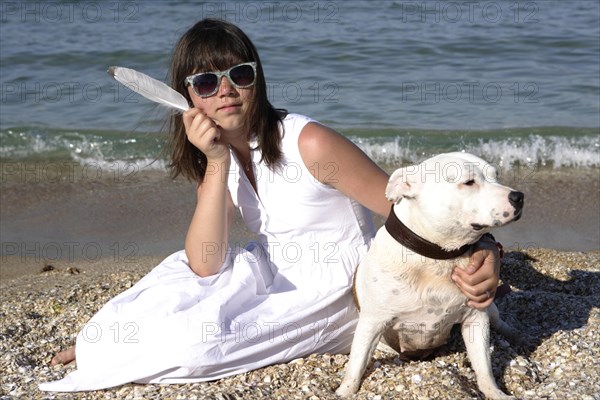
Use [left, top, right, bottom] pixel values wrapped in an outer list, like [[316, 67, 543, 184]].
[[479, 381, 517, 399], [335, 380, 360, 398], [481, 386, 516, 400], [488, 394, 516, 400]]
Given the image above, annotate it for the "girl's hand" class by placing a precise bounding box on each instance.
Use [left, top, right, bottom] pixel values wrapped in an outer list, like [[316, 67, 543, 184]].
[[183, 108, 229, 162], [452, 236, 501, 309]]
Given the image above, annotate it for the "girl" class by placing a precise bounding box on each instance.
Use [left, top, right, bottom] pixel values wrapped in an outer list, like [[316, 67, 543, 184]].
[[41, 19, 500, 391]]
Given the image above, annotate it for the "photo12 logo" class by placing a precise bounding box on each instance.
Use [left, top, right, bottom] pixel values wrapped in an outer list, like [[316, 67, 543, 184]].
[[197, 2, 340, 23], [401, 81, 539, 104], [0, 80, 147, 106], [0, 161, 141, 184], [266, 81, 339, 105], [1, 241, 139, 263], [397, 1, 540, 24], [0, 2, 140, 23]]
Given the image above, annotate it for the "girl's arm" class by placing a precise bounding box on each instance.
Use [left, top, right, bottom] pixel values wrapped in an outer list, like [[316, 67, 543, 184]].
[[182, 109, 233, 277], [298, 122, 500, 309], [298, 122, 391, 218], [185, 174, 234, 277]]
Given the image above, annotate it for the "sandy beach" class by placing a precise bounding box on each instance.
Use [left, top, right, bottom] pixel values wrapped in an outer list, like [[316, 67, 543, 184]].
[[1, 165, 599, 399]]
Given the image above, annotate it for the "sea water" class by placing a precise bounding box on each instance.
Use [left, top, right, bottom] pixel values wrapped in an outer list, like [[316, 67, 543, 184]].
[[1, 0, 598, 171]]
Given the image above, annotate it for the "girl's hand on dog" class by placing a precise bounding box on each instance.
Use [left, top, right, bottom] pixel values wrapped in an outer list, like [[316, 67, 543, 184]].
[[452, 238, 501, 310]]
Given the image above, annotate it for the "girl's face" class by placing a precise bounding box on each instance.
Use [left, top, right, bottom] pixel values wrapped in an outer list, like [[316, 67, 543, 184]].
[[186, 65, 254, 135]]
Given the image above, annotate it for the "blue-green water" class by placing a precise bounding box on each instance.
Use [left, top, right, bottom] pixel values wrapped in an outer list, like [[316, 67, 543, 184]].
[[1, 0, 599, 169]]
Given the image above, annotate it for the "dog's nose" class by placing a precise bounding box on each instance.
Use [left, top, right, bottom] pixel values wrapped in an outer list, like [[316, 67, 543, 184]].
[[509, 191, 524, 209]]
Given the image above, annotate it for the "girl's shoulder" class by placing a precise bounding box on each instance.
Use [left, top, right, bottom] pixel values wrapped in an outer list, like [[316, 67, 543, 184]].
[[279, 113, 317, 146], [281, 113, 315, 130]]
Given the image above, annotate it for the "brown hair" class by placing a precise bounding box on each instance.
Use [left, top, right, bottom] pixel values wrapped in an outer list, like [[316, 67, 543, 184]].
[[165, 19, 283, 182]]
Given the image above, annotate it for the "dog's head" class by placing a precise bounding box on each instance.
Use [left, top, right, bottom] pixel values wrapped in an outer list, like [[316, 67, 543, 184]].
[[385, 152, 524, 249]]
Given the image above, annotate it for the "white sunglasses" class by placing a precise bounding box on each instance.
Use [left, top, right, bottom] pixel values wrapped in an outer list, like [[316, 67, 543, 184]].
[[184, 62, 257, 97]]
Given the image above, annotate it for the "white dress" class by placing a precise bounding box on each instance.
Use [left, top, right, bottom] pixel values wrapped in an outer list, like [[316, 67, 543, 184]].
[[40, 113, 375, 391]]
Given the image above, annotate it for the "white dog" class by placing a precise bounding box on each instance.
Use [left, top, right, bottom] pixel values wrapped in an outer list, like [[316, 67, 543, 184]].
[[337, 152, 524, 399]]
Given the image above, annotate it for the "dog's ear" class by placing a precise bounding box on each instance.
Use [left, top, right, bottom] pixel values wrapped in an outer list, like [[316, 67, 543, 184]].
[[385, 166, 419, 203]]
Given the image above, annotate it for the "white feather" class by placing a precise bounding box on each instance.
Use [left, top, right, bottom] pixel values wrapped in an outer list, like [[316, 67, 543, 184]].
[[107, 66, 189, 112]]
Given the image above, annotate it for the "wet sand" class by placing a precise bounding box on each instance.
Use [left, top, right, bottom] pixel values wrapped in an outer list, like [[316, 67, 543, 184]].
[[1, 165, 598, 280]]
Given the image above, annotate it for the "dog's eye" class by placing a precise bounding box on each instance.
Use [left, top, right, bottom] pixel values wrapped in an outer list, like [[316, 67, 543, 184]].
[[464, 179, 476, 186]]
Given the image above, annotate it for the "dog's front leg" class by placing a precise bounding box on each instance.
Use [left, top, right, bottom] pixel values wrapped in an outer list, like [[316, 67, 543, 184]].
[[336, 315, 386, 397], [461, 311, 515, 399]]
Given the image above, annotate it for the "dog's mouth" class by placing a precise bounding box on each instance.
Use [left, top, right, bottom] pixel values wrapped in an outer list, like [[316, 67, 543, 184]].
[[472, 209, 523, 231], [514, 208, 523, 221], [471, 223, 488, 231]]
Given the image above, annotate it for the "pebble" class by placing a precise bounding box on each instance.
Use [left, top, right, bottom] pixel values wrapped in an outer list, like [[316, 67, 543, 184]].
[[0, 248, 598, 399]]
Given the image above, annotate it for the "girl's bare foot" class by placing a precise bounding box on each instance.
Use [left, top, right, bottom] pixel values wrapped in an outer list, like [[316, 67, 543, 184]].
[[51, 347, 76, 366]]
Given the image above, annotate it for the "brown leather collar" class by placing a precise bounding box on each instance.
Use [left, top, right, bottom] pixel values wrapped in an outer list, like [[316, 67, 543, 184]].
[[384, 205, 471, 260]]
